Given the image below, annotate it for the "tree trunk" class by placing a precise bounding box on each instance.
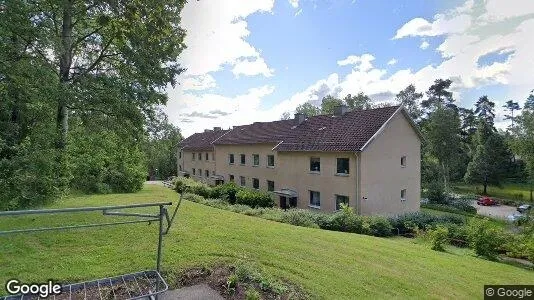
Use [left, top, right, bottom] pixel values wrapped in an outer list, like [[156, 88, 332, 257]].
[[57, 0, 74, 151], [441, 162, 448, 191], [483, 175, 488, 195]]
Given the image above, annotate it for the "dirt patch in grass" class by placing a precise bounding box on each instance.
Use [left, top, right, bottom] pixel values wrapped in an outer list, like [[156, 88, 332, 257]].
[[175, 264, 308, 300]]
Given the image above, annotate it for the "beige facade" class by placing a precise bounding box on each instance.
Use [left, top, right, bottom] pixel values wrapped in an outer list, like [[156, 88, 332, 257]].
[[179, 150, 216, 185], [177, 108, 421, 215]]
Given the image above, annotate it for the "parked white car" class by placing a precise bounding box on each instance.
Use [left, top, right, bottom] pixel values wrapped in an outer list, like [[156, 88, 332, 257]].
[[507, 213, 523, 222]]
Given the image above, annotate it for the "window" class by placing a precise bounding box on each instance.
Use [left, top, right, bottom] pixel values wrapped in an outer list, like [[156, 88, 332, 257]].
[[212, 170, 215, 175], [252, 178, 259, 189], [205, 153, 209, 160], [212, 153, 215, 161], [401, 189, 407, 201], [335, 195, 349, 210], [198, 169, 202, 177], [198, 152, 202, 161], [253, 154, 260, 166], [240, 176, 246, 186], [401, 156, 406, 167], [179, 165, 182, 171], [336, 158, 350, 174], [229, 175, 234, 182], [310, 157, 321, 172], [309, 191, 321, 208], [192, 168, 196, 175], [229, 154, 235, 164], [179, 151, 182, 159], [192, 153, 196, 161], [267, 155, 275, 167], [267, 180, 274, 192], [240, 154, 246, 165], [205, 170, 209, 178]]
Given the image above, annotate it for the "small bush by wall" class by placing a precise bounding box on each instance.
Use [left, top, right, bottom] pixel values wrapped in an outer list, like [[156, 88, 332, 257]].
[[235, 189, 274, 208]]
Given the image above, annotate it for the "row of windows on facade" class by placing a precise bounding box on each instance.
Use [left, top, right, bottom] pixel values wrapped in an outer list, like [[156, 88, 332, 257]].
[[228, 154, 352, 174], [191, 168, 215, 178], [184, 152, 215, 161]]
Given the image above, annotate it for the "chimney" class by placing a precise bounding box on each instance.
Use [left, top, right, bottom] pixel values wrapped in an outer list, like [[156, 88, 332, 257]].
[[334, 105, 349, 116], [294, 113, 306, 125], [204, 129, 212, 133], [213, 127, 222, 131]]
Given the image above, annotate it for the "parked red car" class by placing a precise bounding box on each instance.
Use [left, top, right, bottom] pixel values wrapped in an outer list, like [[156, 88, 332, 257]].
[[477, 196, 497, 206]]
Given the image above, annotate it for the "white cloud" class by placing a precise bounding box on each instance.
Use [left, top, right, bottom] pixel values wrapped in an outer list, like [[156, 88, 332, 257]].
[[178, 0, 274, 76], [288, 0, 299, 8], [337, 54, 375, 71], [232, 57, 274, 78], [295, 9, 303, 16], [480, 0, 534, 22], [387, 58, 397, 65], [419, 41, 430, 50], [181, 74, 216, 91], [393, 14, 472, 39]]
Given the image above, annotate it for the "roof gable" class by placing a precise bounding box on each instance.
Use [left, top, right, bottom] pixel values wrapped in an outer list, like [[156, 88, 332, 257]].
[[179, 129, 229, 151]]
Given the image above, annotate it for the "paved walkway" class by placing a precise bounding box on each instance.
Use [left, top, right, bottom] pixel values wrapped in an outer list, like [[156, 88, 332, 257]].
[[471, 200, 517, 219], [161, 284, 224, 300]]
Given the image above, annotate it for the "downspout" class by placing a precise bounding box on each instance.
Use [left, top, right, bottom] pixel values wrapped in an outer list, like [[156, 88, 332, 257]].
[[356, 151, 362, 215]]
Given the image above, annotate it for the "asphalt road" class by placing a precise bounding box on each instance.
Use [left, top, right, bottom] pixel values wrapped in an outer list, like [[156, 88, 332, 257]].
[[472, 200, 518, 219]]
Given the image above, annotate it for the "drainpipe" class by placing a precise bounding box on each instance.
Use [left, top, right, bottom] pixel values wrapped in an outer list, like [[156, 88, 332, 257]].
[[356, 151, 362, 215]]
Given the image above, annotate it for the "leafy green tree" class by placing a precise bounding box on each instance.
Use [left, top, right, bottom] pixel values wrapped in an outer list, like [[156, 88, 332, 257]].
[[144, 111, 183, 180], [474, 95, 496, 125], [295, 102, 321, 116], [321, 95, 344, 114], [464, 120, 511, 194], [395, 84, 423, 121], [511, 107, 534, 201], [423, 106, 463, 189], [458, 107, 477, 144], [525, 91, 534, 111], [344, 92, 372, 110], [503, 100, 521, 128]]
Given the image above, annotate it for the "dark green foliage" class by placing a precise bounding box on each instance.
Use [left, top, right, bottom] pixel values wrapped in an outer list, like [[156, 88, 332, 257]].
[[388, 212, 464, 235], [235, 189, 274, 208], [466, 218, 506, 260], [280, 209, 321, 228], [365, 216, 394, 237], [68, 129, 146, 193], [213, 182, 242, 204], [395, 84, 423, 121]]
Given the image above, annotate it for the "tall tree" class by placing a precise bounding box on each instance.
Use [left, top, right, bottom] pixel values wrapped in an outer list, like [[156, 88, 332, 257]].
[[423, 106, 463, 189], [344, 92, 372, 110], [474, 95, 496, 125], [9, 0, 187, 173], [395, 84, 423, 121], [320, 95, 344, 114], [465, 120, 511, 194], [511, 94, 534, 201], [295, 102, 321, 116], [525, 90, 534, 111], [458, 107, 477, 143], [503, 100, 521, 128], [422, 79, 455, 111]]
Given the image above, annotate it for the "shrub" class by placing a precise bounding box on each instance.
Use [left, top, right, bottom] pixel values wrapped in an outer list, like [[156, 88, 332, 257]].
[[365, 216, 394, 237], [213, 182, 241, 203], [445, 223, 469, 247], [236, 189, 274, 208], [280, 209, 320, 228], [466, 218, 506, 260], [245, 289, 261, 300], [427, 180, 447, 204], [318, 205, 365, 233], [428, 225, 449, 251]]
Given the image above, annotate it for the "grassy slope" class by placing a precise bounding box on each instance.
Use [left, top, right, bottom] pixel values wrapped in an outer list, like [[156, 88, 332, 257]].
[[452, 183, 532, 202], [0, 185, 532, 299]]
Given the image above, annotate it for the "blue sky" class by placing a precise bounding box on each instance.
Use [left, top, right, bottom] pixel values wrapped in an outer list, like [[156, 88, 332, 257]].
[[167, 0, 534, 137]]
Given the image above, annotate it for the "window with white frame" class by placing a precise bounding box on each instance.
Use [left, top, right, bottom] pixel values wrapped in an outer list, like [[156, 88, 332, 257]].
[[252, 178, 259, 189], [310, 157, 320, 172], [335, 195, 349, 210], [205, 153, 209, 160], [267, 180, 274, 192], [309, 190, 320, 208], [240, 154, 246, 165], [192, 168, 196, 175], [267, 155, 275, 167], [198, 169, 202, 177], [229, 154, 235, 164], [336, 158, 349, 174], [240, 176, 246, 186], [253, 154, 260, 166], [401, 156, 406, 167], [198, 152, 202, 161], [229, 174, 234, 182], [401, 189, 407, 201], [192, 153, 195, 161], [205, 170, 209, 177]]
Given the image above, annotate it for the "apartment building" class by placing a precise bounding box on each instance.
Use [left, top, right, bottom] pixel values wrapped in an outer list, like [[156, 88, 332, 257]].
[[178, 105, 422, 215]]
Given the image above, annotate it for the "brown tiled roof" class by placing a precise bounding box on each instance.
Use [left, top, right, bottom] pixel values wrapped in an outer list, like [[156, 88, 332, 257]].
[[179, 129, 229, 151], [214, 106, 403, 152]]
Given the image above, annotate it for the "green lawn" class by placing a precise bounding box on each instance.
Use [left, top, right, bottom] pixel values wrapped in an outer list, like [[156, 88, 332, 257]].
[[452, 183, 533, 202], [1, 185, 532, 299]]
